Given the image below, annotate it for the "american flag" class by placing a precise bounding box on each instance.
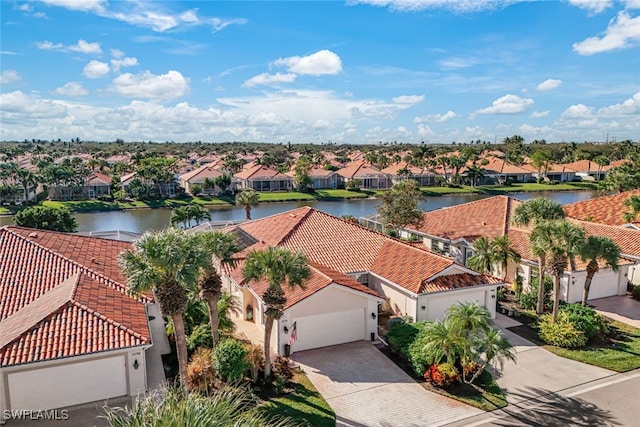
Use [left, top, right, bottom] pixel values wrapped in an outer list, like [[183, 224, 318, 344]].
[[288, 322, 297, 345]]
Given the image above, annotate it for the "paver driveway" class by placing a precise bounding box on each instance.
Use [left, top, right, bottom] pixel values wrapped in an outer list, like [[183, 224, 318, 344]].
[[590, 295, 640, 327], [292, 341, 482, 427]]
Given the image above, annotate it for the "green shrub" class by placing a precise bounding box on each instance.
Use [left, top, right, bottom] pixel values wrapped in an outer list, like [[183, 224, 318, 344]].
[[632, 285, 640, 301], [408, 328, 437, 376], [560, 303, 610, 341], [213, 339, 249, 382], [513, 275, 523, 297], [519, 276, 552, 310], [387, 321, 426, 359], [272, 356, 293, 382], [538, 313, 587, 348]]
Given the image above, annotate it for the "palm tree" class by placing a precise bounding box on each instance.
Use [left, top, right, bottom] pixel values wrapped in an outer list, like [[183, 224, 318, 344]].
[[468, 328, 516, 384], [187, 204, 210, 225], [578, 236, 621, 306], [171, 206, 190, 228], [531, 220, 585, 321], [236, 189, 260, 220], [197, 231, 238, 347], [242, 247, 311, 381], [421, 321, 467, 366], [466, 164, 485, 187], [623, 195, 640, 223], [467, 236, 493, 274], [491, 235, 521, 280], [119, 228, 209, 390], [445, 302, 490, 337], [512, 198, 565, 314]]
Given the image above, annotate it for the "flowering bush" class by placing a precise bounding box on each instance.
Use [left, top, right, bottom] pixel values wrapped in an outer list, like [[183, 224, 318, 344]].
[[423, 363, 461, 388]]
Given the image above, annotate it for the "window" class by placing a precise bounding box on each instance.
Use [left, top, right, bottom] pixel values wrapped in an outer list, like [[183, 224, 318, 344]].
[[431, 240, 439, 251], [442, 241, 450, 254]]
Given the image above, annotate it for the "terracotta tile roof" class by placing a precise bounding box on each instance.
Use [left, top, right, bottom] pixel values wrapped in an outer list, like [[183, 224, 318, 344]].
[[481, 156, 532, 175], [520, 162, 575, 174], [406, 196, 521, 241], [380, 162, 433, 176], [563, 189, 640, 227], [0, 227, 151, 366], [227, 207, 492, 296], [337, 160, 386, 179], [179, 163, 224, 183], [233, 164, 291, 181], [285, 166, 336, 178], [570, 218, 640, 258], [87, 172, 112, 185], [422, 273, 502, 293]]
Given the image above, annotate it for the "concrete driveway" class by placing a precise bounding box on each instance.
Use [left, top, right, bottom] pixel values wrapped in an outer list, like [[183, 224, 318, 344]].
[[590, 295, 640, 327], [292, 341, 482, 427]]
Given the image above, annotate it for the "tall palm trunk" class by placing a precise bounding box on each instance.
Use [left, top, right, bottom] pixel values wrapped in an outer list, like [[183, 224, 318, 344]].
[[552, 275, 561, 322], [245, 205, 251, 220], [263, 316, 274, 380], [536, 255, 546, 314], [171, 313, 189, 391], [206, 295, 221, 346], [582, 262, 598, 306]]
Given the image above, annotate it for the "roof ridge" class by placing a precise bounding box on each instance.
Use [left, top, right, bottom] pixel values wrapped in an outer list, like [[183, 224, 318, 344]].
[[70, 299, 149, 342], [277, 207, 316, 245], [3, 227, 147, 303]]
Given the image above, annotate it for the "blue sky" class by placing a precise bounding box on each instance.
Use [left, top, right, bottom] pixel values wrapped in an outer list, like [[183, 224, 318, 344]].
[[1, 0, 639, 144]]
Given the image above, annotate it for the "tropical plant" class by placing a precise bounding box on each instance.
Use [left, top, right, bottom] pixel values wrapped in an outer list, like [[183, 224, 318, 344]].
[[217, 292, 241, 336], [14, 205, 78, 232], [623, 195, 640, 223], [119, 228, 210, 390], [531, 220, 585, 321], [376, 179, 424, 231], [236, 189, 260, 220], [467, 236, 493, 274], [242, 247, 311, 381], [512, 198, 566, 314], [247, 344, 265, 384], [190, 183, 203, 197], [213, 339, 250, 383], [171, 206, 190, 229], [491, 235, 521, 280], [538, 312, 587, 348], [578, 236, 621, 306], [103, 384, 297, 427], [197, 231, 238, 347], [187, 204, 210, 225], [561, 303, 610, 341], [293, 155, 314, 192], [186, 347, 216, 394]]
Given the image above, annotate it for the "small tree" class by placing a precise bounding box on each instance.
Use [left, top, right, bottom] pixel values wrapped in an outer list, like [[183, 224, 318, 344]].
[[579, 236, 620, 306], [14, 205, 78, 232], [236, 189, 260, 220], [213, 339, 249, 383], [191, 183, 203, 197], [293, 156, 313, 193], [376, 180, 424, 232]]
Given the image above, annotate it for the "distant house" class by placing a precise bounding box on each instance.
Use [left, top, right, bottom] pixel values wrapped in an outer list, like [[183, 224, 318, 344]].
[[48, 172, 112, 201], [233, 164, 293, 192], [121, 172, 176, 198], [521, 162, 576, 182], [381, 162, 435, 186], [337, 160, 392, 189], [285, 166, 339, 189], [0, 226, 168, 418], [477, 157, 533, 184], [563, 188, 640, 230], [218, 207, 502, 355], [562, 159, 629, 181], [178, 164, 232, 195]]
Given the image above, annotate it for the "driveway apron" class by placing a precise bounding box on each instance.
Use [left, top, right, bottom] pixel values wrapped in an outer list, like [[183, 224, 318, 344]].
[[293, 341, 482, 427]]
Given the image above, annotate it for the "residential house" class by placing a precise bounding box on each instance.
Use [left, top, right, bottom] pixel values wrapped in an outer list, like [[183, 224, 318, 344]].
[[477, 156, 533, 184], [233, 164, 293, 192], [521, 162, 576, 182], [562, 159, 629, 181], [121, 172, 176, 198], [48, 172, 112, 201], [218, 207, 502, 356], [178, 164, 232, 195], [563, 189, 640, 230], [402, 195, 637, 301], [0, 226, 168, 418], [337, 160, 392, 189], [381, 162, 435, 186], [285, 166, 339, 189]]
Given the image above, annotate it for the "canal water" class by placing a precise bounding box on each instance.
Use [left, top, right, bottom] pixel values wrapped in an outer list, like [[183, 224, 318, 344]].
[[0, 190, 594, 234]]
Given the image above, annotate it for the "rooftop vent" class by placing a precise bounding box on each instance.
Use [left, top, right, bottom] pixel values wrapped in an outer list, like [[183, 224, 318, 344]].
[[28, 232, 38, 238]]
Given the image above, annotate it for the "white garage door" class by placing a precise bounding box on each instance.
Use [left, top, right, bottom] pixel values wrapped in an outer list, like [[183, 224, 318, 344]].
[[8, 355, 127, 411], [587, 278, 620, 300], [291, 309, 365, 352]]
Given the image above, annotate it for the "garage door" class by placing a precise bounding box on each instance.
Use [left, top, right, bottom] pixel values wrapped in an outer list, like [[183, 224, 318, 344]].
[[8, 355, 127, 411], [588, 278, 620, 300], [291, 309, 365, 352]]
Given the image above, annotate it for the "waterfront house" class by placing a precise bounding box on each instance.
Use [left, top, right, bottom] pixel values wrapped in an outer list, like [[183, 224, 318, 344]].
[[233, 164, 293, 192]]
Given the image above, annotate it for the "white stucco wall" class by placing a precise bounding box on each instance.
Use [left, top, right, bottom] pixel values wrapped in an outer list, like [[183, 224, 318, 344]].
[[369, 274, 417, 320], [628, 263, 640, 286], [417, 286, 498, 322], [566, 266, 630, 303]]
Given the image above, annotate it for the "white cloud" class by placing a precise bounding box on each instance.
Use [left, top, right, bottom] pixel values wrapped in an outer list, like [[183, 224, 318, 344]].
[[36, 39, 101, 54], [69, 39, 102, 54], [0, 91, 68, 121], [272, 50, 342, 76], [530, 110, 550, 118], [438, 57, 480, 69], [475, 94, 534, 115], [111, 48, 124, 58], [391, 94, 424, 105], [52, 82, 88, 97], [627, 0, 640, 9], [83, 60, 110, 78], [40, 0, 106, 12], [537, 78, 562, 91], [417, 124, 435, 137], [573, 11, 640, 55], [598, 91, 640, 116], [0, 70, 22, 85], [348, 0, 525, 13], [110, 70, 190, 99], [111, 57, 138, 72], [243, 72, 297, 88], [416, 110, 457, 123], [568, 0, 612, 15], [561, 104, 594, 119]]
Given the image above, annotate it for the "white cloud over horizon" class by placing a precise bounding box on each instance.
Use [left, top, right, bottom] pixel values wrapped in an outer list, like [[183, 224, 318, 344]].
[[0, 70, 22, 85], [83, 60, 110, 79], [537, 79, 562, 91], [272, 50, 342, 76], [348, 0, 526, 13], [109, 70, 190, 99], [475, 94, 534, 115], [36, 39, 102, 54], [415, 110, 457, 123], [573, 11, 640, 55], [568, 0, 612, 15], [243, 72, 297, 88], [52, 82, 88, 97]]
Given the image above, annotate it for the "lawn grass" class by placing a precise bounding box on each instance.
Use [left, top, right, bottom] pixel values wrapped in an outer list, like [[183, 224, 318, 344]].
[[542, 320, 640, 372], [257, 192, 316, 202], [422, 370, 507, 411], [259, 369, 335, 427], [314, 189, 371, 199], [420, 186, 475, 195], [0, 206, 12, 214]]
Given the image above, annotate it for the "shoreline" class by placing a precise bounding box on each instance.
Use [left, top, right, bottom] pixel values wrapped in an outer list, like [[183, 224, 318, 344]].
[[0, 184, 597, 217]]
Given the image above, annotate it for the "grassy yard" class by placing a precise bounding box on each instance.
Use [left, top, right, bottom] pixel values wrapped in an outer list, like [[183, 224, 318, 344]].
[[0, 206, 12, 214], [543, 321, 640, 372], [41, 196, 233, 212], [257, 192, 316, 202], [314, 189, 371, 199], [259, 369, 335, 427]]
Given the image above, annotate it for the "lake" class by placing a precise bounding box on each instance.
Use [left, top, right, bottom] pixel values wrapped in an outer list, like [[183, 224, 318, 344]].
[[0, 190, 594, 234]]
